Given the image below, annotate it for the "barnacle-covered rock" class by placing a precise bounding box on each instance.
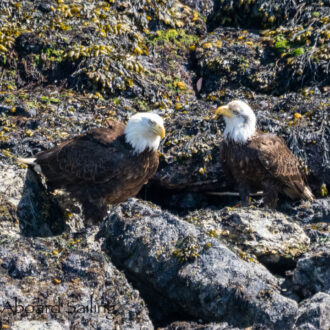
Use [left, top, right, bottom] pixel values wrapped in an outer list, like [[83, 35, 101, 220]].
[[184, 207, 310, 271]]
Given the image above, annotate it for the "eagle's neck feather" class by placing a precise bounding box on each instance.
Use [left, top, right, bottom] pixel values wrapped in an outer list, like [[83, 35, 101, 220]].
[[224, 116, 256, 143], [124, 128, 160, 154]]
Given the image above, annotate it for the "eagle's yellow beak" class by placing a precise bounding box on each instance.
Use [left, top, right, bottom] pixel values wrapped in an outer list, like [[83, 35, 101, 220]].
[[155, 124, 166, 139], [215, 105, 234, 118]]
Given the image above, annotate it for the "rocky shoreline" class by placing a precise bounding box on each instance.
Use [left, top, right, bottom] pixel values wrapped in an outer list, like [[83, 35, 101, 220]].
[[0, 0, 329, 329]]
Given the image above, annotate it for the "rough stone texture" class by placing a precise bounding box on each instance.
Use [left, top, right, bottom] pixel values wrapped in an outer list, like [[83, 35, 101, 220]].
[[11, 320, 69, 330], [294, 293, 330, 330], [0, 0, 329, 328], [162, 321, 241, 330], [102, 199, 298, 329], [0, 162, 66, 237], [0, 164, 152, 329], [292, 245, 330, 298], [281, 198, 330, 224], [184, 207, 310, 270]]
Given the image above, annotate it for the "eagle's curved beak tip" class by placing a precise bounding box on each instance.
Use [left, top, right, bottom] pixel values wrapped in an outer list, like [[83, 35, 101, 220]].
[[214, 105, 234, 118], [159, 125, 166, 139]]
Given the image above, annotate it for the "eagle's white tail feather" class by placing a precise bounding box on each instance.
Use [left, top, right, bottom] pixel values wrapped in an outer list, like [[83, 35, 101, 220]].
[[17, 157, 43, 174], [17, 157, 37, 165], [303, 186, 314, 201]]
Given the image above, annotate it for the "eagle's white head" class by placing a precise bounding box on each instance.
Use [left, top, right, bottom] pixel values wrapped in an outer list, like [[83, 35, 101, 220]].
[[125, 112, 165, 154], [215, 100, 256, 143]]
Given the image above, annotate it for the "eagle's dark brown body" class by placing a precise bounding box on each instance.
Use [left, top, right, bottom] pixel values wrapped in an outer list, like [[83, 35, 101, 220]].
[[35, 121, 159, 222], [220, 131, 314, 208]]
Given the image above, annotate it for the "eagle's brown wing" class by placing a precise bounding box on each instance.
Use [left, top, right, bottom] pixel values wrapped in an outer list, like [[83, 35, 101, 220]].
[[37, 121, 128, 185], [250, 132, 314, 200]]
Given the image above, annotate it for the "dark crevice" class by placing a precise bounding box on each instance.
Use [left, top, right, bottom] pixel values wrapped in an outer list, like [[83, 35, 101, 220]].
[[102, 246, 198, 328], [119, 270, 198, 328], [257, 256, 297, 277], [138, 181, 239, 217]]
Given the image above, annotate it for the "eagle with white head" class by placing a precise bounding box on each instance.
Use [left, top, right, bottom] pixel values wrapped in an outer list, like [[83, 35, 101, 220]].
[[19, 112, 165, 223], [215, 100, 314, 208]]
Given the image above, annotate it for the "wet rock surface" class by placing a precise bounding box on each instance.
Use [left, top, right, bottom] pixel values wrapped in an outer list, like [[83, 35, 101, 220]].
[[0, 0, 329, 328]]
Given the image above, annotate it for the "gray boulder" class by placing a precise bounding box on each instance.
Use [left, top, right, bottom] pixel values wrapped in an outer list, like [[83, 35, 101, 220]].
[[292, 246, 330, 298], [185, 207, 310, 270], [294, 293, 330, 330], [102, 199, 298, 329]]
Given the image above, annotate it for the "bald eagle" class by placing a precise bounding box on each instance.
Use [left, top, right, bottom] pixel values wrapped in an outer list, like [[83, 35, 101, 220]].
[[215, 100, 314, 208], [19, 113, 165, 223]]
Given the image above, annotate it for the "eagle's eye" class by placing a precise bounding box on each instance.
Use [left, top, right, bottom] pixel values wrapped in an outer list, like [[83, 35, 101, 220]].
[[148, 119, 155, 126]]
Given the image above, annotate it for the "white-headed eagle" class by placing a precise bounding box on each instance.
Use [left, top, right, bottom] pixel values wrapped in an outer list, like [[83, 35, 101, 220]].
[[215, 100, 314, 208], [19, 113, 165, 223]]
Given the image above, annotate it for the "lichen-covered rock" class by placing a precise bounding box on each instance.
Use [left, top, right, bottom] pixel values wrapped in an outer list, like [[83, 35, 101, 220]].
[[292, 245, 330, 298], [294, 293, 330, 330], [102, 199, 298, 329], [184, 207, 310, 271]]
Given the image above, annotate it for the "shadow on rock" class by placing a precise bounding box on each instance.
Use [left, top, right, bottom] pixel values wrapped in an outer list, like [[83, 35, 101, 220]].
[[17, 168, 65, 237]]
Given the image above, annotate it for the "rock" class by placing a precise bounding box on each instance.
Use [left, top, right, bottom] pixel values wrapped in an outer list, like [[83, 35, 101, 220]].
[[196, 25, 329, 94], [180, 0, 215, 18], [292, 246, 330, 298], [11, 320, 68, 330], [0, 252, 38, 279], [184, 207, 310, 272], [208, 0, 329, 30], [37, 3, 53, 14], [303, 222, 330, 248], [0, 229, 153, 329], [294, 293, 330, 330], [162, 321, 241, 330], [15, 33, 45, 55], [152, 100, 227, 192], [0, 162, 152, 329], [0, 0, 329, 328], [280, 198, 330, 224], [102, 199, 298, 329], [0, 162, 65, 236]]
